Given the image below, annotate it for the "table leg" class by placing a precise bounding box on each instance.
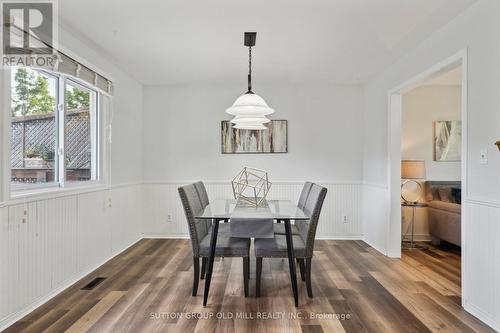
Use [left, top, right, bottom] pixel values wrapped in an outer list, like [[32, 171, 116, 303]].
[[203, 218, 221, 306], [410, 206, 415, 247], [284, 219, 299, 307]]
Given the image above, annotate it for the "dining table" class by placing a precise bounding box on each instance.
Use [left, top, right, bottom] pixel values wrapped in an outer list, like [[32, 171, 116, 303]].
[[195, 198, 310, 307]]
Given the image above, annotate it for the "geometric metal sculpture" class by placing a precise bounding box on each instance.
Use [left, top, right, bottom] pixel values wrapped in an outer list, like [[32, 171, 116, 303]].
[[231, 167, 272, 207]]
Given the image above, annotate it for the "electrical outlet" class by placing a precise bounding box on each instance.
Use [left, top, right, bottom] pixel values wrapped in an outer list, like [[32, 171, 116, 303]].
[[342, 214, 349, 223]]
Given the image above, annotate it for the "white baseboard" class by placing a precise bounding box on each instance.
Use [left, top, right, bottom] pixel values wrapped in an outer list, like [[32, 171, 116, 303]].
[[315, 235, 363, 240], [0, 237, 142, 332], [142, 234, 363, 241], [142, 233, 190, 239], [464, 303, 500, 332], [363, 237, 388, 256]]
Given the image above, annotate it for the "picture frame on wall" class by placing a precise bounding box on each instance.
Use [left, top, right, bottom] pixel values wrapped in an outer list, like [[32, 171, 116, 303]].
[[434, 120, 461, 161], [221, 120, 288, 154]]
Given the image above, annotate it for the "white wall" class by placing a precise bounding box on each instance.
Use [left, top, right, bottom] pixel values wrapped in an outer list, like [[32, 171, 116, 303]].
[[143, 84, 363, 182], [0, 24, 144, 329], [402, 85, 462, 181], [362, 0, 500, 329], [142, 84, 365, 238]]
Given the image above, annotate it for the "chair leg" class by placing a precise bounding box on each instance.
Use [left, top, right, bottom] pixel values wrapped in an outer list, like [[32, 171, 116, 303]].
[[305, 258, 313, 298], [192, 257, 200, 296], [256, 257, 262, 297], [243, 257, 249, 297], [297, 258, 306, 281], [201, 257, 207, 279]]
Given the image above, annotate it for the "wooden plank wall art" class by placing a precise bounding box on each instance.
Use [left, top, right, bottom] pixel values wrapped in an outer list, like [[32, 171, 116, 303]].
[[221, 120, 287, 154]]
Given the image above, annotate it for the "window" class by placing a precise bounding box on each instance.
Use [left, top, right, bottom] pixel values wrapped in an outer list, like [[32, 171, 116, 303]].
[[64, 80, 98, 182], [10, 67, 101, 191], [11, 68, 58, 187]]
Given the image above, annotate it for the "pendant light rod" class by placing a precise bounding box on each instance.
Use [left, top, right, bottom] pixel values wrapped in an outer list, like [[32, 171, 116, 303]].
[[244, 32, 256, 94], [247, 46, 252, 93]]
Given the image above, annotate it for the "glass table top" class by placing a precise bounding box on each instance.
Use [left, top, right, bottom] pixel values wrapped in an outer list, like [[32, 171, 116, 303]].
[[195, 199, 310, 220]]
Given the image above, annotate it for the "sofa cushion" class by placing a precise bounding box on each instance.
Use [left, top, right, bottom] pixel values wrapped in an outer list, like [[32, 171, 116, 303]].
[[428, 200, 461, 214], [437, 187, 453, 203]]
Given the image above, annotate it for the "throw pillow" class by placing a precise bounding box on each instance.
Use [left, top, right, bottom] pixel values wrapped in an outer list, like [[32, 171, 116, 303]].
[[437, 187, 453, 203]]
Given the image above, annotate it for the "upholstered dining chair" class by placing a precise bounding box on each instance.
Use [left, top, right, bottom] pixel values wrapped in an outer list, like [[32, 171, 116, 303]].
[[254, 183, 327, 298], [273, 181, 313, 235], [178, 182, 251, 297]]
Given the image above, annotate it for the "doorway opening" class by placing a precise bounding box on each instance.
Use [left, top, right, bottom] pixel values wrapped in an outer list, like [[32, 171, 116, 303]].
[[388, 50, 467, 303]]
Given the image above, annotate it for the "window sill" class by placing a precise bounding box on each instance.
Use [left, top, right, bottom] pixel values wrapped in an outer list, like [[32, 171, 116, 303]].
[[9, 182, 108, 204]]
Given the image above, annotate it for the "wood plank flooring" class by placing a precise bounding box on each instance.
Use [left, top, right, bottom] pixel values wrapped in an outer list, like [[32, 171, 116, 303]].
[[3, 239, 494, 333]]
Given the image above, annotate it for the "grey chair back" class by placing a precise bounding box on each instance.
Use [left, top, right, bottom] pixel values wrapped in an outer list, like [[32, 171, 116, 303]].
[[296, 183, 327, 257], [178, 182, 211, 257], [194, 181, 210, 207], [297, 182, 313, 210]]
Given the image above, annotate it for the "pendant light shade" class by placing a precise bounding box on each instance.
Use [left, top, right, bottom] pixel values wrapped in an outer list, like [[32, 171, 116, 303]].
[[230, 115, 271, 124], [225, 32, 273, 130], [226, 93, 274, 117], [234, 123, 268, 130]]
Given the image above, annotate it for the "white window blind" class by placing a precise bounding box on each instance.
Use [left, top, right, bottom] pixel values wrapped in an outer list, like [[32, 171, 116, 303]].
[[7, 23, 113, 95]]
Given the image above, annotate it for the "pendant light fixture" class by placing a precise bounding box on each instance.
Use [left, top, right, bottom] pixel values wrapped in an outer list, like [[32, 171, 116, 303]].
[[226, 32, 274, 130]]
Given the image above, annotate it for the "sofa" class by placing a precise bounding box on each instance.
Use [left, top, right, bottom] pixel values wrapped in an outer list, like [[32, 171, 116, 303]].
[[425, 181, 461, 246]]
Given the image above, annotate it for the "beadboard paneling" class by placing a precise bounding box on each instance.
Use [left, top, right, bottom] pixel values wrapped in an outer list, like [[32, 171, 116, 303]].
[[110, 185, 142, 252], [77, 190, 112, 272], [0, 184, 142, 331], [37, 196, 78, 291], [463, 200, 500, 331], [362, 184, 389, 255], [142, 182, 362, 239]]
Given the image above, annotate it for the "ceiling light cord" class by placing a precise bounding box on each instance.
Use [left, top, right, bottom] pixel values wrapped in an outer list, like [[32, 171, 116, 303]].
[[247, 46, 253, 94]]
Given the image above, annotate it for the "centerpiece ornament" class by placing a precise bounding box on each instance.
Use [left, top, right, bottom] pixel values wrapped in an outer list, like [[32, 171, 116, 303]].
[[231, 167, 272, 207], [226, 32, 274, 130]]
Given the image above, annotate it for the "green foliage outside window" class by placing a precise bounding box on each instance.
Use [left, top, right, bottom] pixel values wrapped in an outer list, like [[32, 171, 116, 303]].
[[66, 87, 90, 110], [11, 67, 90, 117], [12, 68, 56, 116]]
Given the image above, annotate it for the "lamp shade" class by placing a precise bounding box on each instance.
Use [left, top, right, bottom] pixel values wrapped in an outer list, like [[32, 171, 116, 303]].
[[230, 115, 271, 124], [401, 160, 426, 179], [233, 123, 268, 130], [226, 93, 274, 116]]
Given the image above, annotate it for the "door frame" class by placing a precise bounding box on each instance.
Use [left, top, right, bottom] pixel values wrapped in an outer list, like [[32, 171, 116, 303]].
[[386, 49, 468, 301]]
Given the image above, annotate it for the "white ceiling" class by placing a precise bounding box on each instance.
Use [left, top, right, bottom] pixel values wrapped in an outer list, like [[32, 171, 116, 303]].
[[59, 0, 476, 85]]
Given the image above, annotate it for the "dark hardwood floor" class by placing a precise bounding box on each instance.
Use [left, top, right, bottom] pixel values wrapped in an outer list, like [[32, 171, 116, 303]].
[[2, 239, 493, 333]]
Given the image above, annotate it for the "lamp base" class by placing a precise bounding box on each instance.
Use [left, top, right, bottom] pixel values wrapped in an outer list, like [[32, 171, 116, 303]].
[[401, 179, 423, 203]]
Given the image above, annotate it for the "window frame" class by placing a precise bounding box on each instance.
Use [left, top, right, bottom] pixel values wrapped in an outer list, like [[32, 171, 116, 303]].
[[61, 77, 100, 187], [7, 67, 105, 196]]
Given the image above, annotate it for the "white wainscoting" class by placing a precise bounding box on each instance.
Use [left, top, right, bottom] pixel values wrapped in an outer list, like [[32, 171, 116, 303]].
[[463, 199, 500, 332], [0, 184, 142, 331], [142, 181, 363, 239], [362, 183, 390, 255]]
